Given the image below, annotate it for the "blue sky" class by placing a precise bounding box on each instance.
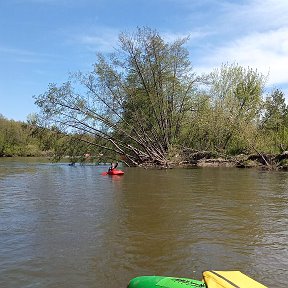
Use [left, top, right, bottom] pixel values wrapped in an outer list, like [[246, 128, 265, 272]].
[[1, 0, 288, 121]]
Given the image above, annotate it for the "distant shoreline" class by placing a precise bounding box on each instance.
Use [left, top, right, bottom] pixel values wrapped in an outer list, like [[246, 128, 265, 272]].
[[2, 152, 288, 171]]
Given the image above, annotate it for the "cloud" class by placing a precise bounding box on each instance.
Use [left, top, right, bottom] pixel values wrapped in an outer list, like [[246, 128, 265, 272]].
[[76, 26, 209, 56], [0, 46, 59, 63], [198, 27, 288, 83], [0, 46, 42, 63], [162, 29, 208, 43], [226, 0, 288, 30], [190, 0, 288, 89], [76, 28, 207, 54], [75, 28, 120, 53]]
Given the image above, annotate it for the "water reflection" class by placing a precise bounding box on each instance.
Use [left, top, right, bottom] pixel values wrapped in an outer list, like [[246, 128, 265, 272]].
[[0, 161, 287, 287]]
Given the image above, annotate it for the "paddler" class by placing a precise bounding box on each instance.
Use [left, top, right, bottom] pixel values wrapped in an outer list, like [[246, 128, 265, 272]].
[[108, 162, 118, 172]]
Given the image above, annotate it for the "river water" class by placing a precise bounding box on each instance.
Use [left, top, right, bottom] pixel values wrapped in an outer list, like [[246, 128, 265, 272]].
[[0, 158, 287, 287]]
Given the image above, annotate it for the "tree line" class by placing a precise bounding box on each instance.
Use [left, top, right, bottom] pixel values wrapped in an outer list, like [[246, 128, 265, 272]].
[[0, 114, 109, 163], [0, 115, 39, 157], [2, 27, 288, 166]]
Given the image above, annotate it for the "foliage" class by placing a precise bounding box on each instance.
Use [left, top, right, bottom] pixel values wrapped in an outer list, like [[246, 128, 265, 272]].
[[202, 63, 266, 152], [0, 114, 40, 157], [260, 89, 288, 153], [34, 27, 198, 165], [180, 63, 267, 155], [0, 114, 109, 161], [2, 28, 288, 166]]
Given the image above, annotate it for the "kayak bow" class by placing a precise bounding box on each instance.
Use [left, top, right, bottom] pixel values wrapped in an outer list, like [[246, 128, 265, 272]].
[[107, 169, 124, 175], [101, 169, 124, 176]]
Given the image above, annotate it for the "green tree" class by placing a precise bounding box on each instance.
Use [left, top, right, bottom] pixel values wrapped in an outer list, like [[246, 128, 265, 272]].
[[34, 27, 198, 166], [261, 89, 288, 152], [199, 63, 267, 153], [0, 114, 41, 156]]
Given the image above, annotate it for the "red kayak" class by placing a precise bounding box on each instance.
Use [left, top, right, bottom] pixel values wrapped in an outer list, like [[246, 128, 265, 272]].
[[108, 169, 124, 175], [102, 169, 124, 176]]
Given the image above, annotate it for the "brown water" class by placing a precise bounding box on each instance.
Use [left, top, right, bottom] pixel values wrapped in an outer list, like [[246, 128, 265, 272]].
[[0, 158, 287, 287]]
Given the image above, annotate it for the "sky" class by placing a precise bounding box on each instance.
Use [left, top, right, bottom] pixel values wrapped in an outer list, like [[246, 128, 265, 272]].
[[1, 0, 288, 121]]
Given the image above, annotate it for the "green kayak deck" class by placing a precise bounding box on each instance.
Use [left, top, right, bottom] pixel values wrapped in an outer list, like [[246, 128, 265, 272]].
[[128, 276, 205, 288]]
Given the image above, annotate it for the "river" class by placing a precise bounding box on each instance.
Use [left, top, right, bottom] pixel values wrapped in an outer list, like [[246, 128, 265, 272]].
[[0, 158, 287, 287]]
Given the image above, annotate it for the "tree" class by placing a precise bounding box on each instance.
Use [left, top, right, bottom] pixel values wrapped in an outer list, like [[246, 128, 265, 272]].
[[0, 115, 41, 156], [261, 89, 288, 152], [198, 63, 267, 153], [34, 27, 198, 166]]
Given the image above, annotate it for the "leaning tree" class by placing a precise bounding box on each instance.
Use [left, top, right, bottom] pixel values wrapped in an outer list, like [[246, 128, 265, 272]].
[[34, 27, 198, 166]]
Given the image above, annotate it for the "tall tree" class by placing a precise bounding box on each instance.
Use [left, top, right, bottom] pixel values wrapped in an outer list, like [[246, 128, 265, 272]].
[[34, 27, 198, 166], [200, 63, 267, 153]]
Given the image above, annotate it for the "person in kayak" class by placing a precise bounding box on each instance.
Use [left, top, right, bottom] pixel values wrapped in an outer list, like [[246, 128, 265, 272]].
[[108, 162, 118, 172]]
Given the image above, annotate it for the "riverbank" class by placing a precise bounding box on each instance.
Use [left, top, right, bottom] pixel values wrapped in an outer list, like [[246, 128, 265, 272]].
[[3, 150, 288, 171], [175, 150, 288, 171]]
